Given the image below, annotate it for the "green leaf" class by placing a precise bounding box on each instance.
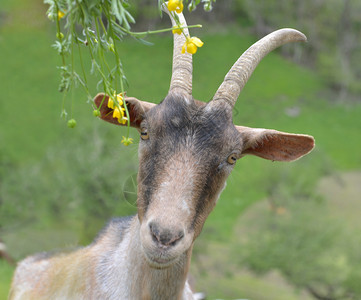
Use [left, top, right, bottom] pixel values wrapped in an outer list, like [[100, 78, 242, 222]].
[[124, 9, 135, 24], [134, 36, 154, 46]]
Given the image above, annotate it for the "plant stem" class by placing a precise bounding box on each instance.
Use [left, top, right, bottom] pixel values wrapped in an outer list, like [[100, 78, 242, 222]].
[[112, 22, 202, 37], [104, 2, 131, 135]]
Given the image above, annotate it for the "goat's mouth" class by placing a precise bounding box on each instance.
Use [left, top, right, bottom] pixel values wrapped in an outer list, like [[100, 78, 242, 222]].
[[143, 250, 180, 269]]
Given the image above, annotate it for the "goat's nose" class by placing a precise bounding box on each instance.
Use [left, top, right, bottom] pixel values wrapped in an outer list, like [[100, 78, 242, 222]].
[[149, 222, 184, 247]]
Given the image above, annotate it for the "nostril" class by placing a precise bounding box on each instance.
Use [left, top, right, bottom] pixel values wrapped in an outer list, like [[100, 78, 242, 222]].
[[149, 222, 184, 247], [168, 230, 184, 247], [149, 222, 160, 243], [176, 230, 184, 241]]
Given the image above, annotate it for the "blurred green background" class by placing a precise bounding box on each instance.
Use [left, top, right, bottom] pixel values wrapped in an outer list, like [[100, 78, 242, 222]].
[[1, 0, 361, 299]]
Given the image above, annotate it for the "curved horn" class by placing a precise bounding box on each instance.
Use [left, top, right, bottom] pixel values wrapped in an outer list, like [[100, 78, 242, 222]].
[[163, 5, 193, 97], [210, 29, 307, 108]]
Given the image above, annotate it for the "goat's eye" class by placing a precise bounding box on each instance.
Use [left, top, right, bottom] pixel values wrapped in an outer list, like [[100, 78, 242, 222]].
[[227, 153, 237, 165], [140, 129, 149, 140]]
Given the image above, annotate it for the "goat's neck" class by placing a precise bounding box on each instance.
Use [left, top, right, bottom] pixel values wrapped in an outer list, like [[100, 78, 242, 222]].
[[98, 216, 194, 300]]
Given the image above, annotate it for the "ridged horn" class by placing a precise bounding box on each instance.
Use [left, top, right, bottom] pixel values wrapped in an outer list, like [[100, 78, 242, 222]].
[[163, 5, 193, 97], [211, 28, 307, 108]]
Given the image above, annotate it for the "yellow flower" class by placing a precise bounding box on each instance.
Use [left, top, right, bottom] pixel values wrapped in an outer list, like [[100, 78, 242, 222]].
[[108, 93, 124, 109], [107, 93, 127, 124], [167, 0, 184, 13], [116, 93, 124, 105], [121, 136, 133, 146], [181, 36, 204, 55], [108, 98, 115, 109], [172, 25, 182, 35], [113, 107, 126, 124], [119, 116, 128, 125], [57, 10, 65, 20]]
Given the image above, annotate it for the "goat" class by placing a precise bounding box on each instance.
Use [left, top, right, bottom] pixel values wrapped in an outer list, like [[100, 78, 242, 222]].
[[9, 7, 314, 300]]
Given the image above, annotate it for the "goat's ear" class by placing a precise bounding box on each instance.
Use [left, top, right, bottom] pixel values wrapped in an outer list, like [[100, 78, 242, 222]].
[[93, 93, 155, 129], [236, 125, 315, 162]]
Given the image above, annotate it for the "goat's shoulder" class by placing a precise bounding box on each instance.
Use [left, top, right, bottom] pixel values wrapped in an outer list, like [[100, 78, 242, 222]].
[[92, 215, 134, 246]]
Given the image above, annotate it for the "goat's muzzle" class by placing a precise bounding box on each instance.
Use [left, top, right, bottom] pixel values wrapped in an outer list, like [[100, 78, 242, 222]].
[[140, 218, 193, 269]]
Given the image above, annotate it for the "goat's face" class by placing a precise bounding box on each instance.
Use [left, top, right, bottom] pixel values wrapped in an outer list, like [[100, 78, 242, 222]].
[[94, 9, 315, 269], [137, 94, 241, 267]]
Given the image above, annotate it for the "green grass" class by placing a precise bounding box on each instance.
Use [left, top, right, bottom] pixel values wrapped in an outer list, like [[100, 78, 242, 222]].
[[1, 0, 361, 298], [0, 261, 14, 299]]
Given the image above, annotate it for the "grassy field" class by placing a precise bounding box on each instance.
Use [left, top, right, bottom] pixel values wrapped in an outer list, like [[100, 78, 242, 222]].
[[1, 0, 361, 299]]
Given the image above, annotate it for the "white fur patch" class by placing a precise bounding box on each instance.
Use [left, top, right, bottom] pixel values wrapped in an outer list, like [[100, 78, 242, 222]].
[[183, 96, 191, 104], [181, 199, 191, 214], [215, 182, 227, 203]]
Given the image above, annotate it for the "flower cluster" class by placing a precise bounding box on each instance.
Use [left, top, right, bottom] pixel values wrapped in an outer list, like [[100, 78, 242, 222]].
[[47, 0, 210, 145], [108, 93, 128, 125], [167, 0, 204, 55]]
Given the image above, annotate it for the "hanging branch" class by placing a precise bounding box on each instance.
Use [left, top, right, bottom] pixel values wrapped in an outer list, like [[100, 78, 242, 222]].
[[45, 0, 214, 144]]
